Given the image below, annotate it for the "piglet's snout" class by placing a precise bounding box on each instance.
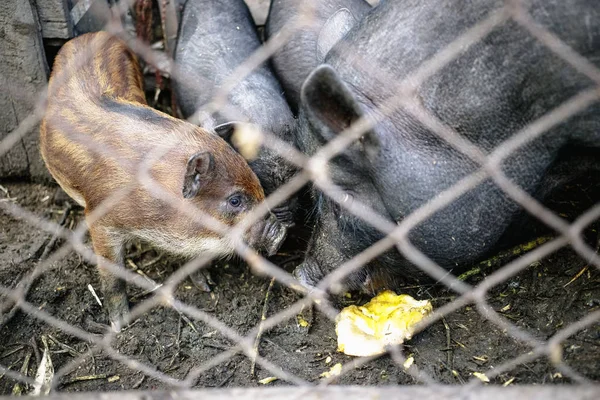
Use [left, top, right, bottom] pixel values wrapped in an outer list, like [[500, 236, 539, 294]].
[[247, 213, 287, 257]]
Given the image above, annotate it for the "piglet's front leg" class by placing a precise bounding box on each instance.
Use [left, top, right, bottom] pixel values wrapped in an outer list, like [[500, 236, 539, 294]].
[[90, 226, 129, 332]]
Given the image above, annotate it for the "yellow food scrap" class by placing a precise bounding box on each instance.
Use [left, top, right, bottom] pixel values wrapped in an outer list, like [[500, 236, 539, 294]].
[[403, 356, 414, 370], [296, 314, 310, 328], [232, 123, 263, 160], [258, 376, 278, 385], [335, 290, 433, 357], [472, 372, 490, 382], [503, 377, 516, 386], [320, 363, 342, 378]]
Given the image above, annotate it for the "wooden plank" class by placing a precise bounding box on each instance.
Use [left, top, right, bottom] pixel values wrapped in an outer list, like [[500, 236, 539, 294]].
[[35, 0, 73, 39], [0, 0, 52, 181], [157, 0, 180, 58], [2, 386, 600, 400]]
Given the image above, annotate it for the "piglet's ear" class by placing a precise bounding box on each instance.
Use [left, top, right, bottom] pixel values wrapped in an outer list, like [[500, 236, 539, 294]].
[[182, 151, 215, 199]]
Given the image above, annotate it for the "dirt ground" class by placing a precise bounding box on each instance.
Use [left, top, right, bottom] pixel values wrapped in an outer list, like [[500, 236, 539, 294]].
[[1, 178, 599, 394]]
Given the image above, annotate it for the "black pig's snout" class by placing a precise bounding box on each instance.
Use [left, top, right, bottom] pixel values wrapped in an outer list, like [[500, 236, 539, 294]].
[[256, 214, 287, 256]]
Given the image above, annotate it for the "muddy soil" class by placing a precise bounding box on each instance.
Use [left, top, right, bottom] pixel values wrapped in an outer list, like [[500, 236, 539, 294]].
[[0, 179, 599, 394]]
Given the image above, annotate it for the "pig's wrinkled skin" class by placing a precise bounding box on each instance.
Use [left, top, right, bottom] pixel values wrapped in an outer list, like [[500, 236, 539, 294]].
[[174, 0, 298, 226], [265, 0, 371, 113], [294, 0, 600, 291]]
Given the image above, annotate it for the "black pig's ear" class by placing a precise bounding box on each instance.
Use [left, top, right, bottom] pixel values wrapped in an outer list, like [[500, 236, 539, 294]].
[[317, 9, 357, 62], [183, 151, 215, 199], [215, 121, 253, 155], [214, 122, 237, 143], [301, 64, 378, 154]]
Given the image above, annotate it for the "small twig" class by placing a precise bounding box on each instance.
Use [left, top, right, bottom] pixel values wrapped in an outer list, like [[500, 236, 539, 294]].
[[85, 344, 96, 375], [131, 374, 145, 389], [29, 337, 41, 368], [61, 374, 108, 385], [263, 338, 289, 354], [250, 277, 275, 377], [47, 335, 80, 358], [170, 315, 182, 349], [163, 362, 180, 374], [0, 185, 18, 203], [203, 342, 229, 351], [216, 367, 236, 388], [119, 318, 142, 333], [564, 265, 589, 287], [442, 317, 453, 370], [165, 349, 180, 371], [0, 345, 25, 359], [565, 236, 600, 288], [458, 235, 554, 281], [129, 284, 163, 301], [153, 87, 162, 105], [87, 284, 103, 307], [12, 348, 32, 395], [440, 358, 465, 384], [179, 311, 199, 334], [141, 254, 163, 268]]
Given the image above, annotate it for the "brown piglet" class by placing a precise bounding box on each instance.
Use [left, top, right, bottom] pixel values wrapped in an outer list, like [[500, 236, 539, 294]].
[[40, 31, 286, 330]]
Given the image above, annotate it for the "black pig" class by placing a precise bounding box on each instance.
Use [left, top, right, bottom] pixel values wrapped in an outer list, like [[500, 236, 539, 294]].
[[265, 0, 371, 113], [174, 0, 298, 226], [294, 0, 600, 290]]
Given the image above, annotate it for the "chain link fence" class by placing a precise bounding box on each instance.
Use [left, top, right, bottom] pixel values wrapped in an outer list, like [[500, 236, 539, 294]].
[[1, 0, 599, 395]]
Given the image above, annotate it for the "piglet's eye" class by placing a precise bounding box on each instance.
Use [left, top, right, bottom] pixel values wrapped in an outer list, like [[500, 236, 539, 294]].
[[228, 195, 242, 208]]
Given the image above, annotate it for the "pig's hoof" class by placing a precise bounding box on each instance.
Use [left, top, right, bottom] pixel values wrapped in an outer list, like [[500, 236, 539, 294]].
[[83, 316, 112, 334], [191, 269, 214, 292], [292, 264, 320, 291], [106, 293, 129, 333]]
